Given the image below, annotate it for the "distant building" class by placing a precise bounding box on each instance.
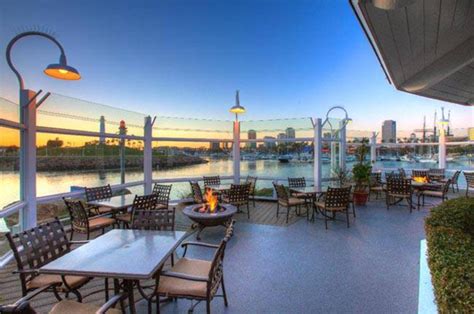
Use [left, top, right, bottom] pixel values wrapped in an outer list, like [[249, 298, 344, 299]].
[[277, 132, 287, 145], [409, 133, 417, 142], [263, 136, 276, 148], [382, 120, 396, 143], [209, 141, 220, 151], [247, 129, 257, 149], [285, 127, 296, 139], [469, 128, 474, 141]]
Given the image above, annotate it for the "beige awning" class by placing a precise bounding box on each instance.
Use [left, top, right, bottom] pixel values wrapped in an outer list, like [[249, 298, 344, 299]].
[[350, 0, 474, 106]]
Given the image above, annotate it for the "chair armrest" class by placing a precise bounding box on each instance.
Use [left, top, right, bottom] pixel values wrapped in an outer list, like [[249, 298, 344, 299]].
[[160, 270, 208, 282], [13, 269, 40, 275], [90, 213, 113, 219], [69, 240, 89, 245], [181, 241, 219, 249], [0, 283, 59, 312], [96, 292, 128, 314]]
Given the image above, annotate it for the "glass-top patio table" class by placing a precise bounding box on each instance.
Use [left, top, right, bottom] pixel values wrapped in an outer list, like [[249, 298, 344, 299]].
[[40, 229, 187, 313], [87, 194, 137, 211], [206, 184, 232, 192]]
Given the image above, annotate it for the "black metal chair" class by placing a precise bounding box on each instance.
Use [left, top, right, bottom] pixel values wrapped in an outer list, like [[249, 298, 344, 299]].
[[369, 172, 384, 200], [398, 168, 406, 178], [428, 168, 445, 182], [203, 176, 221, 188], [0, 282, 126, 314], [131, 208, 175, 231], [152, 183, 172, 209], [273, 182, 307, 223], [190, 181, 205, 204], [84, 184, 114, 215], [411, 169, 429, 180], [222, 183, 251, 218], [63, 198, 116, 240], [464, 171, 474, 197], [245, 176, 258, 207], [386, 178, 414, 212], [5, 218, 91, 301], [314, 186, 352, 229], [116, 194, 158, 228], [417, 179, 451, 206]]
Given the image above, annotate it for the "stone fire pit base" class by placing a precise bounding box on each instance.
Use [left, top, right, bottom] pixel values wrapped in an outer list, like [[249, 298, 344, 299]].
[[183, 204, 237, 240]]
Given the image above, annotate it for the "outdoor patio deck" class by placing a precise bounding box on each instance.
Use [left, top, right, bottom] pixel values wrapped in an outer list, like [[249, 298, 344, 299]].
[[0, 194, 457, 313]]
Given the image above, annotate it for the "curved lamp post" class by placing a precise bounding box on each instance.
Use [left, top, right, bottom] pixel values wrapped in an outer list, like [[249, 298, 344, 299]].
[[323, 106, 352, 173], [6, 31, 80, 229], [230, 90, 245, 184]]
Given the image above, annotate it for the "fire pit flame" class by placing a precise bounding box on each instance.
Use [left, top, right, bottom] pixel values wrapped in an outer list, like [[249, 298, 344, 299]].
[[413, 176, 428, 183], [204, 188, 219, 213]]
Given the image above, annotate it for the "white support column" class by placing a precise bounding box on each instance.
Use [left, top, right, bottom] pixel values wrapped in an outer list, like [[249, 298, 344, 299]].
[[233, 121, 241, 184], [313, 118, 322, 190], [370, 132, 377, 165], [99, 115, 105, 145], [19, 89, 37, 229], [144, 116, 153, 194], [330, 142, 337, 174], [438, 126, 446, 169], [339, 121, 347, 171]]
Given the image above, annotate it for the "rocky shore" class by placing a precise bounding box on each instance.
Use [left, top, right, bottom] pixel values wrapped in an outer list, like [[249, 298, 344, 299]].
[[0, 155, 208, 172]]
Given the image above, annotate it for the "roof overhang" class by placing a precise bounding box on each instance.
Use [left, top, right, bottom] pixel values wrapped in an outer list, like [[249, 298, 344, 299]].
[[350, 0, 474, 106]]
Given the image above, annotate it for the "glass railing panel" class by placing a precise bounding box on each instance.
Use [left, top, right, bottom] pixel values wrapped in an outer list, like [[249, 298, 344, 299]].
[[0, 97, 19, 123], [240, 117, 313, 141], [0, 127, 20, 210], [153, 117, 232, 140]]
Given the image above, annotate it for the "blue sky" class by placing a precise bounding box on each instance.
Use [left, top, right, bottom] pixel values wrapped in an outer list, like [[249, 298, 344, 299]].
[[0, 0, 472, 132]]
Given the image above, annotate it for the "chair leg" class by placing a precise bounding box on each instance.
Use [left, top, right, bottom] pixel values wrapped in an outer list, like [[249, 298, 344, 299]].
[[352, 202, 356, 218], [70, 229, 74, 241], [346, 209, 350, 228], [104, 278, 109, 301], [206, 299, 211, 314], [221, 274, 229, 307], [324, 209, 328, 230], [276, 203, 279, 218], [247, 203, 250, 219], [286, 207, 290, 223]]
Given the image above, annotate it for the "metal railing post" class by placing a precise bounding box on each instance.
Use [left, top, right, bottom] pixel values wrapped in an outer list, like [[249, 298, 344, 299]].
[[19, 89, 37, 229], [439, 127, 446, 169], [370, 132, 377, 165], [339, 120, 347, 171], [233, 121, 241, 184], [144, 116, 153, 194], [313, 118, 322, 190]]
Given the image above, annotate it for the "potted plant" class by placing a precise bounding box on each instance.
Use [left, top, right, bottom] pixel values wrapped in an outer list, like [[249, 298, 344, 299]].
[[352, 141, 372, 205]]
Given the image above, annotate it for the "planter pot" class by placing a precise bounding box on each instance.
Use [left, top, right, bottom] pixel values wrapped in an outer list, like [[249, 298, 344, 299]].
[[353, 191, 369, 205]]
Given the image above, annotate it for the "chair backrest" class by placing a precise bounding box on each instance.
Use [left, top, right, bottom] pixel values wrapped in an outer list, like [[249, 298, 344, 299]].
[[131, 209, 175, 231], [6, 218, 71, 294], [369, 173, 382, 186], [429, 168, 445, 175], [387, 178, 412, 195], [203, 176, 220, 187], [273, 182, 289, 202], [190, 181, 204, 204], [226, 183, 250, 204], [207, 221, 234, 298], [324, 187, 351, 209], [85, 184, 113, 201], [464, 171, 474, 188], [152, 184, 172, 207], [398, 168, 406, 178], [245, 176, 257, 194], [63, 198, 90, 233], [441, 179, 452, 195], [412, 169, 429, 178], [288, 177, 306, 188], [131, 194, 158, 211], [451, 170, 461, 183]]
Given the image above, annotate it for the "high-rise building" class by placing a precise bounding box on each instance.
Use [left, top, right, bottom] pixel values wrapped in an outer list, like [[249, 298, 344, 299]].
[[209, 141, 220, 151], [285, 127, 296, 139], [277, 133, 287, 145], [247, 129, 257, 149], [263, 136, 276, 148], [382, 120, 396, 143]]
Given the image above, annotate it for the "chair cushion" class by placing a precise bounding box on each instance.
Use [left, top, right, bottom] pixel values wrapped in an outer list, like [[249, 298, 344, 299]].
[[370, 186, 384, 192], [288, 198, 306, 206], [158, 258, 210, 298], [421, 190, 444, 197], [116, 213, 132, 223], [95, 206, 113, 214], [27, 274, 89, 291], [387, 193, 410, 198], [50, 300, 121, 314], [314, 201, 346, 211], [156, 204, 168, 210], [88, 217, 115, 229]]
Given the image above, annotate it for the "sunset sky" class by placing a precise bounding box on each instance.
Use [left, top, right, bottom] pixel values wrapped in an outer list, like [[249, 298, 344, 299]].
[[0, 0, 472, 143]]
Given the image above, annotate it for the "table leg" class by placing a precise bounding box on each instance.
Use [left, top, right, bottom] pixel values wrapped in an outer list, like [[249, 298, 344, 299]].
[[123, 279, 136, 314]]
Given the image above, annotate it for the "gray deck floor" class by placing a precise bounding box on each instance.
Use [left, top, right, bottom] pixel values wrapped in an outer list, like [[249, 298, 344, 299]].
[[1, 195, 453, 313]]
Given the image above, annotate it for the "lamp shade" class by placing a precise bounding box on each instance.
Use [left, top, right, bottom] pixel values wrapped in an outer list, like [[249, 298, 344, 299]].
[[230, 90, 245, 114], [44, 63, 81, 80]]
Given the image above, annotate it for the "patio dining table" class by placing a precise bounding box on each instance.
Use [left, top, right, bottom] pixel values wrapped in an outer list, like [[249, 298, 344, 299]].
[[40, 229, 187, 314], [87, 193, 137, 213], [206, 184, 232, 192]]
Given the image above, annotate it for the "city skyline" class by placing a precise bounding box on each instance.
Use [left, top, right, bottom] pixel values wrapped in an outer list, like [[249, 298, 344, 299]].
[[0, 0, 472, 133]]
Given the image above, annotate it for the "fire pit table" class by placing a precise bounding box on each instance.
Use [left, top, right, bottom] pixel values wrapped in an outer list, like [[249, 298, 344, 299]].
[[183, 203, 237, 240]]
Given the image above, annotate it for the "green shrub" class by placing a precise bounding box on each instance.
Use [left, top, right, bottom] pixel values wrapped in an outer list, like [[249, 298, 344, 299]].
[[425, 197, 474, 312]]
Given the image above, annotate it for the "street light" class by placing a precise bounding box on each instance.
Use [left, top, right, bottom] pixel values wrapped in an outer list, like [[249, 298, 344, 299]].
[[7, 31, 81, 90], [229, 90, 246, 121], [323, 105, 352, 135]]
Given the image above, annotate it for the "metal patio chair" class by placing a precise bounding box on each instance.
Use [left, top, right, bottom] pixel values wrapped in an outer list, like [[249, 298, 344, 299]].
[[203, 176, 221, 188], [63, 198, 116, 240], [245, 175, 258, 207], [116, 194, 158, 228], [385, 178, 414, 212], [85, 184, 114, 215], [314, 186, 352, 229], [222, 183, 251, 218], [417, 179, 451, 207], [190, 181, 205, 204], [464, 171, 474, 197], [273, 182, 308, 223], [152, 183, 172, 210]]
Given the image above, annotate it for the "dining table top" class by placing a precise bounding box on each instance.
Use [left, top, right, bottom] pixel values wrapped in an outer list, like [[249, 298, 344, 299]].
[[40, 229, 187, 280], [289, 186, 325, 194], [206, 184, 232, 191], [87, 194, 137, 210]]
